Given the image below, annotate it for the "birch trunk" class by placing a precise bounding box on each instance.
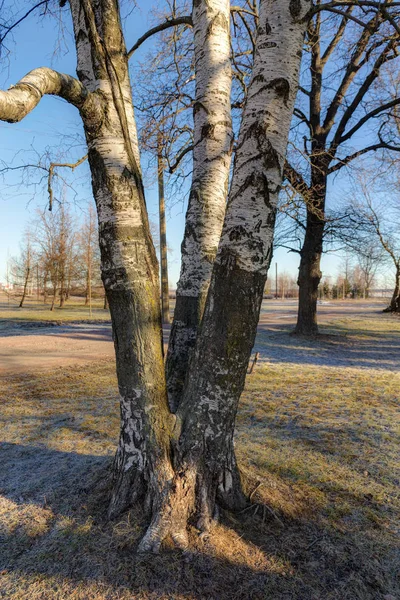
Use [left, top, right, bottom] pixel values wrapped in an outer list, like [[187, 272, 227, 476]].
[[165, 0, 233, 411], [68, 0, 174, 518], [0, 0, 309, 551], [138, 0, 310, 552]]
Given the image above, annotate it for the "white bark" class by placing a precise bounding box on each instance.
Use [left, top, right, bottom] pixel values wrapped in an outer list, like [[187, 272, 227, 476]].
[[177, 0, 233, 297], [217, 0, 310, 273], [0, 68, 92, 123], [166, 0, 233, 410]]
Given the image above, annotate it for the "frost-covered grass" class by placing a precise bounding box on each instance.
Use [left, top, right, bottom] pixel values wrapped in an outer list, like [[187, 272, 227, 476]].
[[0, 313, 399, 599]]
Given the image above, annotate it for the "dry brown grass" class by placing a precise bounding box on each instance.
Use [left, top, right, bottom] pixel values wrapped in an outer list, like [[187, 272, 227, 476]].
[[0, 313, 399, 599]]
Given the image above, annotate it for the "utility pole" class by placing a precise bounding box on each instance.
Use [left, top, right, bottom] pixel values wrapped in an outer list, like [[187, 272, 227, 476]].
[[36, 263, 40, 302], [275, 262, 278, 299]]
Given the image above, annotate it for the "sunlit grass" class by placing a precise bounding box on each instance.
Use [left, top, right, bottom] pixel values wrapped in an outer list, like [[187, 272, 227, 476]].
[[0, 293, 110, 325], [0, 312, 399, 598]]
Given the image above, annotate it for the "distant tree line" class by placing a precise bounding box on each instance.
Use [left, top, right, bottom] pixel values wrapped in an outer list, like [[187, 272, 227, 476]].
[[7, 203, 102, 310]]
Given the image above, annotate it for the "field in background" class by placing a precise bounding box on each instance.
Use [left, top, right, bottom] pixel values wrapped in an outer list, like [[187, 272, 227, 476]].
[[0, 292, 110, 326], [0, 300, 399, 599]]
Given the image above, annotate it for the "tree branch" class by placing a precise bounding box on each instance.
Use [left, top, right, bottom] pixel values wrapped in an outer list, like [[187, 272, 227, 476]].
[[0, 1, 48, 48], [0, 68, 92, 123], [168, 144, 193, 173], [330, 40, 397, 149], [47, 155, 88, 211], [126, 16, 193, 59], [339, 97, 400, 144], [321, 11, 382, 137], [283, 161, 311, 197], [320, 7, 354, 66], [328, 141, 400, 173]]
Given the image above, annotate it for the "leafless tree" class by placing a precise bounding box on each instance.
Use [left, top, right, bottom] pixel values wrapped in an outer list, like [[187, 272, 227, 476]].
[[0, 0, 311, 551], [282, 2, 400, 334]]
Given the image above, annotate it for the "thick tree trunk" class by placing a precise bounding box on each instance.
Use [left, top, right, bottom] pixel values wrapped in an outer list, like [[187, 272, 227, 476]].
[[0, 0, 309, 552], [139, 0, 310, 552], [165, 0, 233, 411], [295, 166, 327, 335], [385, 265, 400, 312], [69, 0, 174, 519]]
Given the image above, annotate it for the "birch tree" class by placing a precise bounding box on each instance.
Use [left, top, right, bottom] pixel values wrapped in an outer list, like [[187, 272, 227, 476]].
[[165, 0, 234, 410], [0, 0, 309, 551]]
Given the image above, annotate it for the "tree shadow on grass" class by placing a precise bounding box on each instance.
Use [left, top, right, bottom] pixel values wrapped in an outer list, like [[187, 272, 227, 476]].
[[0, 442, 398, 600], [253, 323, 400, 371]]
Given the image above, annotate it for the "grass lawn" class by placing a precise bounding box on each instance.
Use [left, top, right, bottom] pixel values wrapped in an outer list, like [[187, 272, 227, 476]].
[[0, 293, 110, 327], [0, 312, 399, 599]]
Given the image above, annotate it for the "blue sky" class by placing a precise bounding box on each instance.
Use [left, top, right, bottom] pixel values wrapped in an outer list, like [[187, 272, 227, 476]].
[[0, 1, 367, 288]]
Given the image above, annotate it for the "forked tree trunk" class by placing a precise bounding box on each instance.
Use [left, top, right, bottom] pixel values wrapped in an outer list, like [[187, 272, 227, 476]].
[[165, 0, 233, 411], [0, 0, 309, 551], [138, 0, 310, 552]]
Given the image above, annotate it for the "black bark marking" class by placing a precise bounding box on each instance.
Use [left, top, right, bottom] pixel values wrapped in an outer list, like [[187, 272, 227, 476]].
[[255, 78, 290, 106], [289, 0, 302, 19], [257, 41, 277, 49], [201, 122, 216, 140], [265, 19, 272, 35], [228, 225, 250, 242], [207, 12, 229, 36]]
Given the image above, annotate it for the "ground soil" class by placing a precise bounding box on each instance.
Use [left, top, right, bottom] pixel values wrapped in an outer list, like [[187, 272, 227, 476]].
[[0, 298, 395, 375]]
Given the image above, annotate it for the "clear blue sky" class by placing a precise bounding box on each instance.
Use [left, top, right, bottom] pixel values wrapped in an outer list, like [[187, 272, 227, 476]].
[[0, 1, 371, 288]]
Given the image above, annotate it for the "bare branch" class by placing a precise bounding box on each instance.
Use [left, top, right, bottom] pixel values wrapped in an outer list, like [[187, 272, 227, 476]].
[[0, 68, 94, 123], [47, 155, 88, 210], [328, 141, 400, 173], [126, 16, 193, 59], [339, 97, 400, 143], [168, 144, 193, 173], [0, 1, 49, 48]]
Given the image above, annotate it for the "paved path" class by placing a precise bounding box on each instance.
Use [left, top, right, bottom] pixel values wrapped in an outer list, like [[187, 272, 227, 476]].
[[0, 300, 393, 375]]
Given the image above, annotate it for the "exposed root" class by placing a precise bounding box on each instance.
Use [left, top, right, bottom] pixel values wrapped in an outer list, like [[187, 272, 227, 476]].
[[108, 465, 144, 521]]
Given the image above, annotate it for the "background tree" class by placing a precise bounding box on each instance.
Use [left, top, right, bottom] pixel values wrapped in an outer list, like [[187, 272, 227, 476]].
[[283, 3, 400, 334], [77, 203, 101, 311], [343, 182, 400, 311], [9, 229, 35, 308]]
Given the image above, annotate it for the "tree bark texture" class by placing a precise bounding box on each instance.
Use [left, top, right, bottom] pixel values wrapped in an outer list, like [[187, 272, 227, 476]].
[[0, 0, 308, 551], [157, 140, 170, 324], [295, 162, 327, 335], [68, 0, 173, 519], [138, 0, 310, 553], [165, 0, 233, 411]]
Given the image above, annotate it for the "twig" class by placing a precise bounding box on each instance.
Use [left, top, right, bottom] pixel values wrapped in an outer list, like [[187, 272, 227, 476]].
[[248, 351, 260, 374]]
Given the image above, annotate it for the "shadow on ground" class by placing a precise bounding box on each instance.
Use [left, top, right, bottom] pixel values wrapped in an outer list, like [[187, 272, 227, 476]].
[[0, 442, 398, 600], [254, 322, 400, 371]]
